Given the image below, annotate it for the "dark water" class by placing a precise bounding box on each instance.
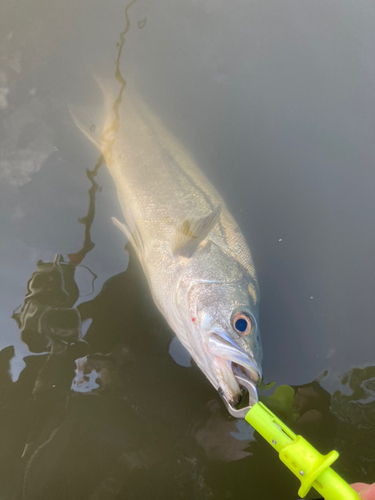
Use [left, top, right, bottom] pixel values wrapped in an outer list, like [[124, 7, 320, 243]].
[[1, 0, 375, 498]]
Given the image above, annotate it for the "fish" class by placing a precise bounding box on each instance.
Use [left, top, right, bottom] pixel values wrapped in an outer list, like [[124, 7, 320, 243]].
[[70, 78, 262, 405]]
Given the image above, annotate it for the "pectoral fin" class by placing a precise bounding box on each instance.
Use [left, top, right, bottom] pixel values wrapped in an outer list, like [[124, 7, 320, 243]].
[[172, 203, 222, 257], [168, 337, 192, 367]]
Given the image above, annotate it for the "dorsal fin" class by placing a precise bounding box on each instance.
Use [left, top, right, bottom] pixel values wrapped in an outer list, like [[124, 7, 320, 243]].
[[171, 203, 222, 258]]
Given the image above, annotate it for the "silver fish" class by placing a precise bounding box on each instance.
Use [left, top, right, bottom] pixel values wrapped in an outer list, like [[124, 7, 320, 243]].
[[71, 79, 262, 404]]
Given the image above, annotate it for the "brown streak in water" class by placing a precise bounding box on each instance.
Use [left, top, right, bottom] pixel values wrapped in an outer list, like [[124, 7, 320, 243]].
[[101, 0, 138, 165], [68, 0, 138, 265]]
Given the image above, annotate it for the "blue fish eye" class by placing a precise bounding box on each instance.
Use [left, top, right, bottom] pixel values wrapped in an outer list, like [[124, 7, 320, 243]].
[[232, 312, 252, 336], [235, 318, 247, 333]]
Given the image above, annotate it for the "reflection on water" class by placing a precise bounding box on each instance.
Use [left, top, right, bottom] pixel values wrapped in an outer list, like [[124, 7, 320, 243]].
[[12, 254, 82, 354], [1, 238, 375, 498], [0, 246, 259, 499]]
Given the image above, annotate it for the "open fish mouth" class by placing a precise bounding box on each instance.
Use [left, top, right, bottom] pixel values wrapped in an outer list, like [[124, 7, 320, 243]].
[[207, 331, 261, 405]]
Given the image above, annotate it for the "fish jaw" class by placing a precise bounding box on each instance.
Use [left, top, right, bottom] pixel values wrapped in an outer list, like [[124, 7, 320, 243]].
[[206, 330, 262, 405]]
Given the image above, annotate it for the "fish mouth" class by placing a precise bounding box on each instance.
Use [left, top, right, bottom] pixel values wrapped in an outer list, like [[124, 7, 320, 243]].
[[207, 331, 261, 405]]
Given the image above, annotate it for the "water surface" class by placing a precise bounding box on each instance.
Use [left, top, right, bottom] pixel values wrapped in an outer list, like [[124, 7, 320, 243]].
[[1, 0, 375, 498]]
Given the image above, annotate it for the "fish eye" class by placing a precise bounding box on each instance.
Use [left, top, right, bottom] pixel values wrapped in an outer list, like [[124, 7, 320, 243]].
[[231, 312, 252, 336]]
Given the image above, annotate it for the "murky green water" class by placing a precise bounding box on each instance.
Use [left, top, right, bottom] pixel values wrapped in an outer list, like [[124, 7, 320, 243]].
[[1, 0, 375, 498]]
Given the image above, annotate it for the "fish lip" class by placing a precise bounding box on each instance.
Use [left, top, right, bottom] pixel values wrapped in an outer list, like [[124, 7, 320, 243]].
[[206, 330, 262, 404], [208, 330, 262, 381]]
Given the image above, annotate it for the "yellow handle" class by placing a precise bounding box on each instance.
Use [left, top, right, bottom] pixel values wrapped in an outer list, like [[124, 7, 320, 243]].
[[246, 402, 359, 500]]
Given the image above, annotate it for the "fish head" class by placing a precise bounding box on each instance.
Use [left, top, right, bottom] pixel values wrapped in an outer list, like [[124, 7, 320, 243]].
[[193, 280, 262, 406], [177, 242, 262, 405]]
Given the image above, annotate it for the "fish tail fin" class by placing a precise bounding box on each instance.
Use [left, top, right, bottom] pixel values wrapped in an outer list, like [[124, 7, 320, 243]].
[[69, 103, 105, 151], [69, 74, 122, 155]]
